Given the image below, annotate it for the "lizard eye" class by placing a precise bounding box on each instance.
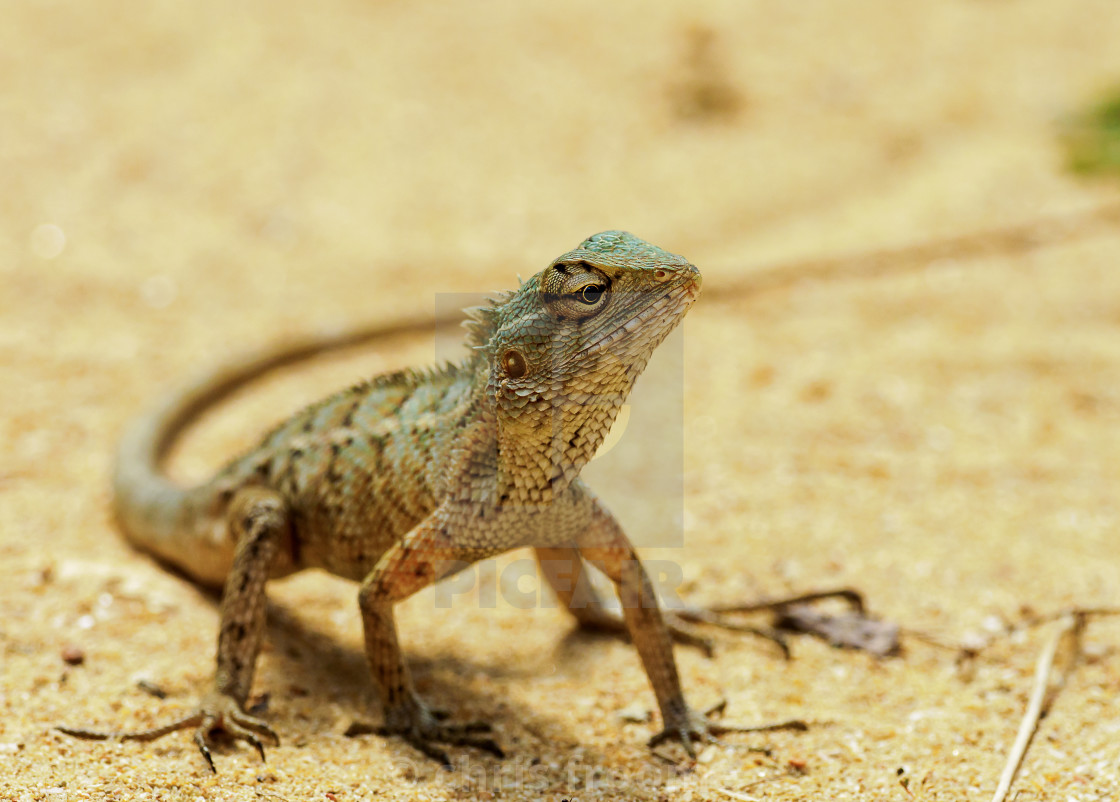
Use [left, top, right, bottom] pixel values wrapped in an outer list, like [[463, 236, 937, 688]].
[[540, 263, 611, 318], [501, 349, 527, 379], [576, 284, 606, 306]]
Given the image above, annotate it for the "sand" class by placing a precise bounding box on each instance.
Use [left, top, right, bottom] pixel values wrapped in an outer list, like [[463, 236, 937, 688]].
[[2, 1, 1120, 799]]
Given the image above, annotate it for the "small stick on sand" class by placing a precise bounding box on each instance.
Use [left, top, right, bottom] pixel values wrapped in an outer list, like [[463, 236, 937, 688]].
[[990, 612, 1085, 802]]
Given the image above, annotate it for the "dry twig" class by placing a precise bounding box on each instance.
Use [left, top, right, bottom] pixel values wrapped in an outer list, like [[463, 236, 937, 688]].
[[990, 613, 1085, 802]]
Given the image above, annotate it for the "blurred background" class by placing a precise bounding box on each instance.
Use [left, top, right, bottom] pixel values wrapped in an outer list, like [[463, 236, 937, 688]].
[[3, 1, 1120, 799]]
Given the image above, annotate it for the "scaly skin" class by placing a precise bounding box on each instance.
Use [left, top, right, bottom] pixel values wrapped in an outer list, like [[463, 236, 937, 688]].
[[58, 232, 805, 769]]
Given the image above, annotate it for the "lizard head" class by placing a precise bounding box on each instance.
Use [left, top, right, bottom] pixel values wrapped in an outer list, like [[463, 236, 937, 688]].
[[472, 231, 701, 503]]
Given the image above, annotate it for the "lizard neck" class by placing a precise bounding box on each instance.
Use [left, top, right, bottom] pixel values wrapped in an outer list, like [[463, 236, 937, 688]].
[[488, 353, 647, 507], [444, 349, 631, 508]]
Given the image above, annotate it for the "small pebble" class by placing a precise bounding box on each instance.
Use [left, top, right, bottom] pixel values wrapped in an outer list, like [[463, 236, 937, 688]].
[[60, 645, 85, 665]]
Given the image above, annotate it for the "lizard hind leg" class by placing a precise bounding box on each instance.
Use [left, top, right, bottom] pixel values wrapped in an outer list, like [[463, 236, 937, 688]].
[[58, 486, 289, 772], [535, 546, 719, 656]]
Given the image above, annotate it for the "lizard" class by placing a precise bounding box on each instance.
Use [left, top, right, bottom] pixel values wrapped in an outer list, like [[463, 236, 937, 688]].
[[58, 231, 804, 770]]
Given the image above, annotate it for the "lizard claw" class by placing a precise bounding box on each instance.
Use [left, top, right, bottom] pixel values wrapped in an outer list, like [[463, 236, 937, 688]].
[[57, 692, 280, 774], [192, 699, 279, 772], [375, 700, 504, 766], [648, 702, 808, 760]]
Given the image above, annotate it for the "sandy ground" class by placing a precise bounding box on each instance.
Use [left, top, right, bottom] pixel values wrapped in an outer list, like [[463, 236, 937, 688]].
[[3, 1, 1120, 799]]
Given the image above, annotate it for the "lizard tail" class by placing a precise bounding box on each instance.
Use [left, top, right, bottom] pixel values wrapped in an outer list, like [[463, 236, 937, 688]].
[[112, 315, 458, 586]]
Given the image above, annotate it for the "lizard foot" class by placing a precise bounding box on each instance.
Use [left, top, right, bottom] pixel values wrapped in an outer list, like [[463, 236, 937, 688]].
[[564, 605, 792, 657], [564, 606, 723, 656], [57, 692, 280, 773], [649, 700, 807, 759], [664, 608, 790, 658], [669, 588, 874, 659], [376, 701, 504, 767]]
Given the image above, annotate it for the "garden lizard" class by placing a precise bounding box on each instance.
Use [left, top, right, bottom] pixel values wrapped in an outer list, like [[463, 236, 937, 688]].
[[59, 231, 800, 769]]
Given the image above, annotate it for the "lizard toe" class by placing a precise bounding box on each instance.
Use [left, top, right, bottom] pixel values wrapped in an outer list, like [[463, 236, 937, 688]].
[[649, 704, 808, 761], [399, 724, 505, 763], [188, 694, 281, 772], [378, 702, 504, 764]]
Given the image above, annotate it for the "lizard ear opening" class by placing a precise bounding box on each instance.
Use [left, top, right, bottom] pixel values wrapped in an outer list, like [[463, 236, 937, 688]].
[[501, 349, 528, 379]]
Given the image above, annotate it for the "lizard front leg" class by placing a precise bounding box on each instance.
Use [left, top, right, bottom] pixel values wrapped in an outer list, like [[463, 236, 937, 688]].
[[58, 486, 285, 772], [575, 500, 806, 757], [357, 505, 505, 766]]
